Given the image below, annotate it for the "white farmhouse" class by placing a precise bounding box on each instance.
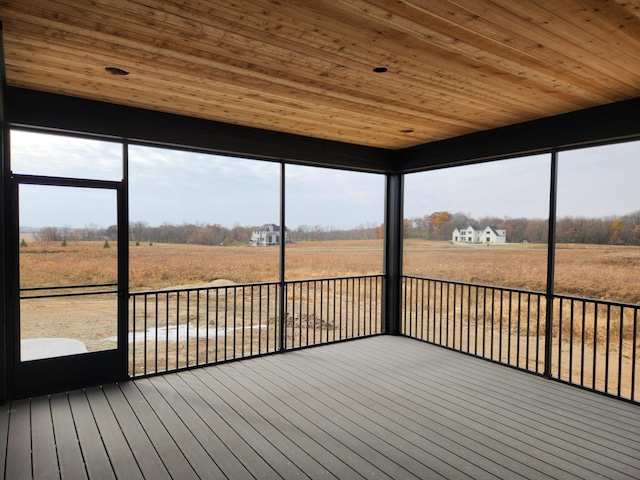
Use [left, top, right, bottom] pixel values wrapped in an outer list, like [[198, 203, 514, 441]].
[[250, 224, 286, 246], [452, 225, 506, 244]]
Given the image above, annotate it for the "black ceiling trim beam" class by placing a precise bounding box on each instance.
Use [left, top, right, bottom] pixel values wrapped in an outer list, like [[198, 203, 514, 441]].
[[398, 97, 640, 173], [5, 87, 394, 173]]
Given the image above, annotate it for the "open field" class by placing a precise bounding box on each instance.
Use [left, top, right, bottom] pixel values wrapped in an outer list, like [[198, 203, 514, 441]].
[[18, 238, 640, 304], [17, 239, 640, 397]]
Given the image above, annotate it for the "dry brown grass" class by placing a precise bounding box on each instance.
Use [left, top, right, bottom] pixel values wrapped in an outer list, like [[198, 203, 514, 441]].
[[19, 238, 640, 304], [403, 239, 640, 305]]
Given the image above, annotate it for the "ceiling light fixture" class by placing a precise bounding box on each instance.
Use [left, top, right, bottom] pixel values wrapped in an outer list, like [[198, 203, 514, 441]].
[[372, 67, 388, 73], [105, 67, 129, 75]]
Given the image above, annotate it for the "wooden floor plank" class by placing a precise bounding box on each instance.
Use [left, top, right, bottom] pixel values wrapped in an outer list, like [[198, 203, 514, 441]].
[[194, 367, 340, 480], [215, 362, 369, 480], [134, 378, 225, 479], [174, 370, 283, 480], [160, 373, 261, 480], [30, 396, 59, 480], [260, 352, 515, 480], [67, 389, 115, 480], [1, 336, 639, 480], [117, 381, 198, 480], [49, 393, 87, 480], [5, 398, 33, 480], [101, 384, 171, 480], [0, 402, 10, 480], [226, 360, 412, 480], [189, 367, 309, 479], [247, 358, 449, 480], [315, 341, 601, 479], [84, 386, 144, 480], [325, 337, 640, 479], [367, 338, 640, 475]]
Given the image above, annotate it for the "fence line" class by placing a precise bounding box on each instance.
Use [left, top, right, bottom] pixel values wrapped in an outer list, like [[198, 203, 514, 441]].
[[129, 275, 383, 376], [401, 276, 639, 402]]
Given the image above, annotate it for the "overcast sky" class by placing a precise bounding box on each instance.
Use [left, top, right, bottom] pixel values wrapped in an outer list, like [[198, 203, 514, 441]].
[[11, 130, 640, 229]]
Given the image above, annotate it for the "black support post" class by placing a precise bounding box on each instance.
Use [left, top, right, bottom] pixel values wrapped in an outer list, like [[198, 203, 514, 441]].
[[118, 142, 130, 381], [383, 173, 403, 335], [0, 22, 6, 403], [544, 151, 559, 378], [279, 162, 286, 350]]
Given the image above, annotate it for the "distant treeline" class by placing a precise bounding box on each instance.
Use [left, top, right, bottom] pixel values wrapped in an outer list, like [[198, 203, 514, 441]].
[[27, 210, 640, 246], [29, 221, 380, 246], [405, 210, 640, 245], [129, 222, 379, 245]]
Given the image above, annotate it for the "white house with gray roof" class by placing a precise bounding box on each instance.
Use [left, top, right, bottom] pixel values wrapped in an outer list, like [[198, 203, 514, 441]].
[[452, 225, 506, 244], [250, 224, 287, 246]]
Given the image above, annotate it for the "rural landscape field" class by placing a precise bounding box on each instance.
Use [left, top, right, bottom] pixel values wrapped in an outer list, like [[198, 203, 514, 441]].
[[18, 237, 640, 398], [19, 238, 640, 304]]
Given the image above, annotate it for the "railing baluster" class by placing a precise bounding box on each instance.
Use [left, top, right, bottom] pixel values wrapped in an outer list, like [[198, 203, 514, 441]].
[[605, 304, 612, 393], [592, 302, 598, 390], [535, 295, 541, 374], [452, 283, 456, 349], [165, 293, 169, 372], [127, 296, 138, 377], [215, 289, 219, 363], [205, 289, 210, 364], [618, 306, 624, 398], [525, 293, 530, 370], [632, 308, 638, 402], [175, 292, 180, 369], [557, 298, 563, 379], [143, 293, 148, 375], [580, 300, 586, 387], [516, 292, 521, 367], [154, 293, 159, 373], [569, 299, 574, 384]]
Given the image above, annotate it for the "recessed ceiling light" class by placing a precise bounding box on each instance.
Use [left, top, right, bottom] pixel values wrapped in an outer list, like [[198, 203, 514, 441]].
[[372, 67, 388, 73], [105, 67, 129, 75]]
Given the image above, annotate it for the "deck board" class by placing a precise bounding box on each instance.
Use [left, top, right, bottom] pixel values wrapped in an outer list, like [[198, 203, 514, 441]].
[[322, 339, 621, 479], [188, 367, 310, 479], [134, 378, 225, 479], [84, 386, 144, 480], [101, 384, 171, 480], [67, 389, 114, 480], [2, 336, 640, 479], [49, 393, 87, 479], [0, 403, 9, 480], [5, 399, 33, 479], [30, 396, 58, 480], [166, 370, 282, 480], [116, 381, 197, 479]]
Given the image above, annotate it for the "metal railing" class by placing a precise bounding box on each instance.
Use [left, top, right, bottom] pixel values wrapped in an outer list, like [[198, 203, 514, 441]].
[[129, 275, 383, 376], [401, 276, 640, 402], [553, 294, 638, 400]]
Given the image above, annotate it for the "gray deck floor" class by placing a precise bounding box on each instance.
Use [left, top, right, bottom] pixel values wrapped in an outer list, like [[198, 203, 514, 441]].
[[1, 335, 640, 479]]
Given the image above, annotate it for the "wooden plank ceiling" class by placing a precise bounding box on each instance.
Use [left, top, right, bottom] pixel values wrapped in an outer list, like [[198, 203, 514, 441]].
[[2, 0, 640, 150]]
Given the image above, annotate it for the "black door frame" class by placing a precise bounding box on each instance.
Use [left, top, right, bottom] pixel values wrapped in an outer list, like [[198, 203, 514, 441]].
[[9, 172, 128, 399]]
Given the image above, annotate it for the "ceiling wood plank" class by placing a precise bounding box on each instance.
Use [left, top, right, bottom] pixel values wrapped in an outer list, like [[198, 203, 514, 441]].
[[2, 0, 640, 149]]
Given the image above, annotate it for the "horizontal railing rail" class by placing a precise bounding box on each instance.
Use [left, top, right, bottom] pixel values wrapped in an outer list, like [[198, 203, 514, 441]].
[[401, 275, 639, 403], [20, 283, 118, 299], [129, 275, 383, 377]]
